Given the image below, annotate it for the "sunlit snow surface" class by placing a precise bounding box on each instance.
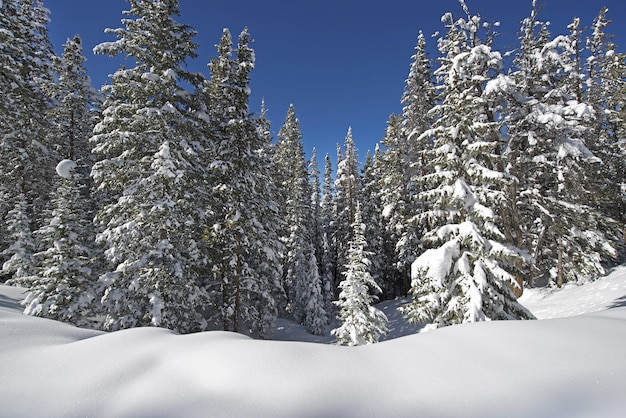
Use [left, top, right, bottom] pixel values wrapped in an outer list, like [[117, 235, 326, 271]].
[[1, 266, 626, 417], [519, 265, 626, 318]]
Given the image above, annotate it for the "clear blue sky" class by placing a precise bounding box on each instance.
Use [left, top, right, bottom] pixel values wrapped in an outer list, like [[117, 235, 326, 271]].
[[46, 0, 626, 165]]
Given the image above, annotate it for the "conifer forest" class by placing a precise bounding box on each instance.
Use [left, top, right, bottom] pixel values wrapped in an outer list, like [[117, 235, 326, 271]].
[[1, 0, 625, 345]]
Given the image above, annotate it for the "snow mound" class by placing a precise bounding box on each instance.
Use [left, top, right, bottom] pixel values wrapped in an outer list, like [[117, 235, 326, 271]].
[[55, 159, 77, 178], [2, 269, 626, 417]]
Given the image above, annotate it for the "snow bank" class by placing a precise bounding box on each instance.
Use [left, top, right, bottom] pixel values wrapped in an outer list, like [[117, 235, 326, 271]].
[[520, 265, 626, 319], [2, 274, 626, 417]]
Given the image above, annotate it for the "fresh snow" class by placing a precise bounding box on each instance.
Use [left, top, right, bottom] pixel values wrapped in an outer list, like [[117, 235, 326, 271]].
[[1, 266, 626, 417], [55, 159, 77, 178], [519, 265, 626, 319]]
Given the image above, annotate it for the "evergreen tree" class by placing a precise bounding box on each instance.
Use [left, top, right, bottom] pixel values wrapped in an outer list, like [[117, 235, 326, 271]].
[[361, 148, 395, 299], [584, 8, 626, 259], [309, 149, 324, 276], [253, 99, 289, 320], [309, 148, 334, 315], [0, 0, 55, 266], [378, 114, 415, 296], [49, 35, 99, 174], [333, 128, 361, 285], [597, 43, 626, 249], [274, 105, 328, 334], [19, 0, 56, 226], [377, 32, 435, 297], [202, 28, 283, 337], [22, 167, 96, 327], [320, 152, 337, 311], [332, 204, 388, 346], [91, 0, 207, 333], [400, 7, 534, 329], [49, 35, 100, 269], [504, 4, 618, 287], [401, 31, 435, 140], [2, 193, 37, 285], [400, 31, 436, 284]]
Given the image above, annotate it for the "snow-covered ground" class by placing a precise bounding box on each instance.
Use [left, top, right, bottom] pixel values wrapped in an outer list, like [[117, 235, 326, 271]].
[[519, 265, 626, 319], [1, 266, 626, 417]]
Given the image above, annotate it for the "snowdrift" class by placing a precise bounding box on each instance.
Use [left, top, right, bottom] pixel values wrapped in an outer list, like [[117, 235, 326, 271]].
[[2, 268, 626, 417]]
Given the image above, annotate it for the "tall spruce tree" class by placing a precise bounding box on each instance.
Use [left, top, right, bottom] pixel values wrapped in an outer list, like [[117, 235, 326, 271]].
[[90, 0, 207, 333], [274, 105, 328, 334], [401, 31, 435, 140], [309, 149, 324, 277], [309, 148, 334, 315], [399, 7, 534, 329], [596, 42, 626, 249], [22, 166, 96, 327], [378, 114, 414, 296], [20, 0, 56, 226], [0, 0, 55, 271], [48, 34, 99, 266], [400, 31, 436, 284], [332, 204, 388, 346], [2, 193, 37, 285], [201, 28, 284, 337], [19, 33, 100, 325], [253, 99, 289, 321], [584, 8, 626, 259], [320, 152, 337, 310], [361, 148, 395, 299], [377, 32, 435, 297], [49, 35, 99, 174], [333, 128, 361, 286], [504, 3, 618, 287]]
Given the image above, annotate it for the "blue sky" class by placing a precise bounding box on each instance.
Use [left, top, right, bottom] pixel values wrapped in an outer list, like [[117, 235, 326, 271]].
[[45, 0, 626, 165]]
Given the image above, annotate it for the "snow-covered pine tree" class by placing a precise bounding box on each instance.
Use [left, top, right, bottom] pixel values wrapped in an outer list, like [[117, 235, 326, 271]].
[[361, 148, 395, 299], [399, 7, 534, 329], [504, 4, 618, 287], [332, 203, 388, 346], [309, 148, 334, 314], [376, 32, 435, 298], [377, 114, 415, 296], [201, 28, 283, 337], [255, 99, 275, 162], [90, 0, 207, 333], [585, 7, 611, 109], [22, 165, 96, 327], [2, 193, 37, 285], [596, 42, 626, 250], [583, 8, 626, 259], [253, 99, 289, 325], [19, 0, 56, 226], [333, 128, 361, 285], [402, 31, 435, 142], [320, 152, 337, 310], [49, 35, 99, 176], [48, 35, 100, 270], [309, 149, 324, 277], [274, 104, 328, 335], [0, 0, 55, 269], [494, 1, 548, 290], [400, 31, 436, 285]]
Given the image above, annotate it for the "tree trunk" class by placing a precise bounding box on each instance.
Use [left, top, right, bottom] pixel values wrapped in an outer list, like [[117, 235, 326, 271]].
[[557, 238, 564, 288], [233, 241, 241, 333], [503, 183, 524, 298], [531, 223, 548, 288]]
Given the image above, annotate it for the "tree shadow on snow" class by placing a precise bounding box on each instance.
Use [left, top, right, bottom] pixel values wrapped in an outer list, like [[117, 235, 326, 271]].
[[608, 294, 626, 309], [0, 293, 23, 310]]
